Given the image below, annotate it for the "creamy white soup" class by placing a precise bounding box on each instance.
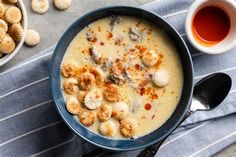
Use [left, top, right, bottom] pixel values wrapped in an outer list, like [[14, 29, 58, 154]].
[[60, 16, 183, 139]]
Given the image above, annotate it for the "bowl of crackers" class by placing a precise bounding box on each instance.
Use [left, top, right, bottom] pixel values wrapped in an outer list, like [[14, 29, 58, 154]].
[[0, 0, 27, 66]]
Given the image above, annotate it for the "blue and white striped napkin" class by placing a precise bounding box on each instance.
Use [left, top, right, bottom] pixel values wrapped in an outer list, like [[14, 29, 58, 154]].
[[0, 0, 236, 156]]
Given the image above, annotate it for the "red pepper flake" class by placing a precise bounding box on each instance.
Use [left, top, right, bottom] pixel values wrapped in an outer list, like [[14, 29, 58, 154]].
[[129, 48, 136, 52], [154, 54, 163, 69], [135, 64, 141, 70], [107, 32, 113, 39], [91, 37, 97, 43], [139, 80, 149, 87], [100, 42, 104, 45], [139, 87, 145, 96], [135, 45, 147, 53], [145, 103, 152, 110], [151, 114, 155, 119], [151, 94, 158, 100]]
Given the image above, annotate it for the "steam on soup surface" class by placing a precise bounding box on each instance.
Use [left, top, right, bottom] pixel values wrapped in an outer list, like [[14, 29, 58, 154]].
[[60, 16, 183, 139]]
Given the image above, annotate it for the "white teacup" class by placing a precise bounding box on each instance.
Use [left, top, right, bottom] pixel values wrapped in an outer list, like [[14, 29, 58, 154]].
[[185, 0, 236, 54]]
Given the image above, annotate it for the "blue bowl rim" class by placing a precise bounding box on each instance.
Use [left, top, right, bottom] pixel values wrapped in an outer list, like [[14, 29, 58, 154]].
[[50, 5, 194, 151]]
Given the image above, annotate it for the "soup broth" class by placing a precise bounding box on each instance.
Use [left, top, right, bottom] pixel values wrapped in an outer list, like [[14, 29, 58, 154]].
[[61, 16, 183, 139]]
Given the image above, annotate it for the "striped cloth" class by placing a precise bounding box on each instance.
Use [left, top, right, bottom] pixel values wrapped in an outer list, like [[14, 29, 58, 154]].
[[0, 0, 236, 156]]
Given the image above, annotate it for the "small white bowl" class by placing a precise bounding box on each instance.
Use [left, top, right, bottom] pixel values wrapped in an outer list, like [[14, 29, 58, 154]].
[[0, 0, 28, 66], [185, 0, 236, 54]]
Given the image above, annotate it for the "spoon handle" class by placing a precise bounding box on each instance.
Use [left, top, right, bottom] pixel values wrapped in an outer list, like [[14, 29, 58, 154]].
[[138, 141, 163, 157]]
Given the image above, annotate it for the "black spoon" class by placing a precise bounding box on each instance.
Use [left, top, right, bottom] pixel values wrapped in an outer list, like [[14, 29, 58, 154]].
[[82, 73, 232, 157]]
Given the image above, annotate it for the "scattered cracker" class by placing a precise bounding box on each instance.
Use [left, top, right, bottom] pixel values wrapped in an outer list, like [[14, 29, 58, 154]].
[[0, 19, 8, 32], [32, 0, 49, 14], [9, 23, 23, 42], [7, 0, 18, 3], [54, 0, 71, 10], [0, 35, 16, 54], [0, 28, 6, 43], [5, 6, 22, 24], [25, 29, 40, 46], [0, 4, 5, 19]]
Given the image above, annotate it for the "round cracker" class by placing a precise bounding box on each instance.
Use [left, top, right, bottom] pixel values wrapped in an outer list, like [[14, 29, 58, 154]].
[[9, 23, 23, 42], [24, 29, 40, 46], [0, 4, 5, 19], [54, 0, 71, 10], [0, 28, 6, 43], [32, 0, 49, 14], [0, 35, 16, 54], [5, 6, 22, 24], [0, 19, 8, 32]]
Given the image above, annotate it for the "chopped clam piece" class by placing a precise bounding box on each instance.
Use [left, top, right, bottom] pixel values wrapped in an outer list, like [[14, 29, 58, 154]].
[[104, 57, 113, 69], [109, 73, 125, 85], [86, 31, 97, 42], [90, 46, 105, 65], [114, 35, 123, 45], [130, 99, 141, 113], [153, 69, 170, 87], [124, 66, 132, 80], [129, 26, 142, 43], [109, 15, 122, 31], [109, 59, 126, 85]]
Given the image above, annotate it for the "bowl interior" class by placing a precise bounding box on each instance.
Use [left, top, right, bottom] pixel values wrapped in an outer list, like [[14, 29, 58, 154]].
[[50, 6, 193, 151], [0, 0, 28, 66]]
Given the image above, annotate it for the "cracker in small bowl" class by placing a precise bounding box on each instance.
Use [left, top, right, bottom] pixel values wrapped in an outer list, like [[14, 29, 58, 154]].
[[0, 35, 16, 54], [5, 6, 22, 24], [9, 23, 23, 42]]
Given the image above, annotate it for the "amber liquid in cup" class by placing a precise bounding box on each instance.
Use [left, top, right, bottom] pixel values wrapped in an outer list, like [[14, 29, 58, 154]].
[[192, 6, 230, 46]]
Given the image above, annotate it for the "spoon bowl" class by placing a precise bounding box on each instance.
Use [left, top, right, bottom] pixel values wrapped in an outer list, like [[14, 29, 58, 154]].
[[192, 73, 232, 112]]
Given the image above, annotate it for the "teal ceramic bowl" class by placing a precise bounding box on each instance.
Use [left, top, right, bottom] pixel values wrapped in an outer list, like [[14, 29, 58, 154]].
[[50, 6, 194, 151]]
